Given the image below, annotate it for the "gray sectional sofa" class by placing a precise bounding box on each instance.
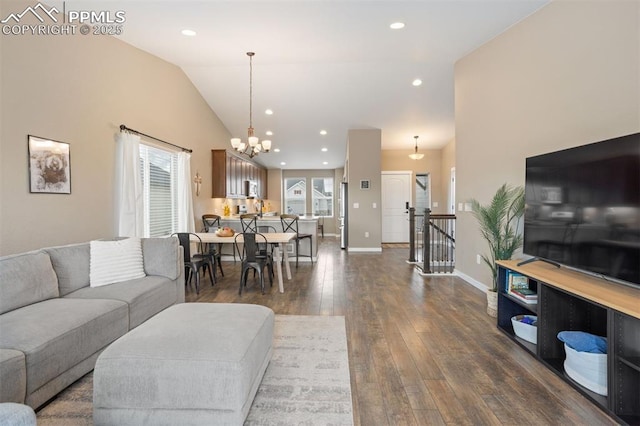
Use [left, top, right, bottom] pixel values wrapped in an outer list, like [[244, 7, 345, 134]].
[[0, 237, 184, 410]]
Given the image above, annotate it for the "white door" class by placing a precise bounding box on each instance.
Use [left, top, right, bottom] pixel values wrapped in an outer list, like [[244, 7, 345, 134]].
[[381, 171, 412, 243]]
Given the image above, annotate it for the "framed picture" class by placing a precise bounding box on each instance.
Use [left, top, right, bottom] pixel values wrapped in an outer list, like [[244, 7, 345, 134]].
[[28, 135, 71, 194], [360, 179, 370, 190]]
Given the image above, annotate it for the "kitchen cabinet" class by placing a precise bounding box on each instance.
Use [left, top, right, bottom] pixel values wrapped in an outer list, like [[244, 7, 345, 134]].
[[211, 149, 267, 199]]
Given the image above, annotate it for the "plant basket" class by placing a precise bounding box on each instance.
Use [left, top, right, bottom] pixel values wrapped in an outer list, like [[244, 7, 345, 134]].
[[486, 291, 498, 317]]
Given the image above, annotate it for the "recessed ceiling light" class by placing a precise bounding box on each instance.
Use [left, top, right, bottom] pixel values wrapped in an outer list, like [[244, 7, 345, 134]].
[[321, 147, 328, 152], [320, 130, 327, 135], [323, 161, 328, 165], [274, 148, 280, 152], [265, 130, 273, 136], [412, 79, 422, 87], [280, 162, 286, 166], [181, 29, 196, 36], [265, 109, 273, 115], [390, 22, 405, 30]]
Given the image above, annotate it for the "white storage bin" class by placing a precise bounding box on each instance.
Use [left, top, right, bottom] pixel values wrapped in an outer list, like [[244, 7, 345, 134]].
[[563, 344, 607, 396], [511, 315, 537, 344]]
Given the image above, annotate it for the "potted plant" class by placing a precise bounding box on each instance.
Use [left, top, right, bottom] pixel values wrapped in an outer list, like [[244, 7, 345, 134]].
[[470, 183, 525, 317]]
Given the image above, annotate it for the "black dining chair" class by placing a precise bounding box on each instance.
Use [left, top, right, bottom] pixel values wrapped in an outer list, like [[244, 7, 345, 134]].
[[201, 214, 224, 278], [280, 214, 314, 267], [235, 232, 273, 295], [172, 233, 215, 294], [257, 225, 279, 258], [317, 216, 325, 238], [240, 214, 259, 233]]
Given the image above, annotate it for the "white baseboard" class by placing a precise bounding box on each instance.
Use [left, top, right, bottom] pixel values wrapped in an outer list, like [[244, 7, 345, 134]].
[[347, 247, 383, 253], [454, 269, 490, 293]]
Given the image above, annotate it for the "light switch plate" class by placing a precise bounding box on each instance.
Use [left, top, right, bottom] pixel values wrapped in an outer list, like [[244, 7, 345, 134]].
[[353, 202, 359, 208]]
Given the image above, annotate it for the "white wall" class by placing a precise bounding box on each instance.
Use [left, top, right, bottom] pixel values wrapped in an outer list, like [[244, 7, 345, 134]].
[[455, 0, 639, 288]]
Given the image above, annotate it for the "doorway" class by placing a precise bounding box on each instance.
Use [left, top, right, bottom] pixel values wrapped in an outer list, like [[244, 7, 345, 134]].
[[414, 173, 431, 215], [381, 171, 412, 243]]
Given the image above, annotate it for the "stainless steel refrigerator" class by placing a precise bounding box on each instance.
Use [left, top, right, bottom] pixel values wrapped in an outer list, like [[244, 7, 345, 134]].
[[339, 182, 348, 249]]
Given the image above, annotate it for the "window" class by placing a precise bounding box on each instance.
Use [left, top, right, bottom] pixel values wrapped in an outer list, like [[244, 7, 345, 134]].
[[415, 173, 431, 213], [284, 177, 306, 215], [312, 177, 333, 217], [139, 143, 180, 237]]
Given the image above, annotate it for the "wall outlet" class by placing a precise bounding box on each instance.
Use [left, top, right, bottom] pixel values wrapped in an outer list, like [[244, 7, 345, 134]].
[[372, 202, 377, 208], [364, 231, 369, 238], [476, 254, 482, 265]]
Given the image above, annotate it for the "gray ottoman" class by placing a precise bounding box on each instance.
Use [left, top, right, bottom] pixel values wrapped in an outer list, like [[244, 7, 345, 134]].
[[93, 303, 274, 425]]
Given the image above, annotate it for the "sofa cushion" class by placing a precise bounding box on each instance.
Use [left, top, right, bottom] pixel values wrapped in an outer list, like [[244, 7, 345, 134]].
[[65, 275, 178, 329], [0, 349, 26, 403], [90, 238, 145, 287], [142, 237, 180, 280], [0, 251, 59, 315], [0, 298, 128, 396], [45, 242, 90, 296]]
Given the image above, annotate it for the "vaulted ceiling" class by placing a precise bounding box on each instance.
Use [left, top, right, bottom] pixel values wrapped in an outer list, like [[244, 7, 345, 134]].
[[57, 0, 549, 169]]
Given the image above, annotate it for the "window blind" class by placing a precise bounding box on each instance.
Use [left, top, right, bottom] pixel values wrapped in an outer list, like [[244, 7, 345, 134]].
[[139, 143, 179, 237]]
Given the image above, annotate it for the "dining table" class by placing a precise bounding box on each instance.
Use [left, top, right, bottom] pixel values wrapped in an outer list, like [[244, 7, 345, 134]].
[[193, 232, 296, 293]]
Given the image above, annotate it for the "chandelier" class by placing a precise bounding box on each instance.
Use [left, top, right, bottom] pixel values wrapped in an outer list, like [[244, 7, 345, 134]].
[[230, 52, 271, 158], [408, 135, 424, 160]]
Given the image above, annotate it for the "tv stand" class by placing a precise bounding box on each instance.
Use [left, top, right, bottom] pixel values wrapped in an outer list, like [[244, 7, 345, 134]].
[[496, 260, 640, 425], [517, 256, 561, 268]]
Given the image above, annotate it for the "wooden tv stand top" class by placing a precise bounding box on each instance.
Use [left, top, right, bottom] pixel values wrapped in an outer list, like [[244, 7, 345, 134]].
[[497, 259, 640, 319]]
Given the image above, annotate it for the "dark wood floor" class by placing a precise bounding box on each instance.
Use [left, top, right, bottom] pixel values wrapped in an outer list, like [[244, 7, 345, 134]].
[[188, 237, 616, 425]]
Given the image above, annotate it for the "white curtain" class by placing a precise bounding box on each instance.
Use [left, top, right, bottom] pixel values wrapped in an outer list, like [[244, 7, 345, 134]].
[[177, 151, 195, 233], [115, 132, 144, 237]]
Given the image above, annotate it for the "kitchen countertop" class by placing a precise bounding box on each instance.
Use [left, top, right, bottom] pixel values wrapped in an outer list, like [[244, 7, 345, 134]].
[[221, 215, 317, 221]]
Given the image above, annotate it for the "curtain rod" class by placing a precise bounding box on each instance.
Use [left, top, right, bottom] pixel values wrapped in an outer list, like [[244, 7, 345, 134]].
[[119, 124, 193, 153]]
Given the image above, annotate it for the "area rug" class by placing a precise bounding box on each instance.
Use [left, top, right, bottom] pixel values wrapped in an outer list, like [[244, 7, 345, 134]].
[[36, 314, 353, 426]]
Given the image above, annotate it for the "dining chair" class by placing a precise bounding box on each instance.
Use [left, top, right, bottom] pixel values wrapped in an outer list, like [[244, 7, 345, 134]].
[[172, 233, 214, 294], [201, 214, 221, 232], [201, 214, 224, 278], [317, 216, 325, 238], [257, 225, 279, 257], [235, 232, 273, 295], [240, 214, 259, 233], [280, 214, 314, 267]]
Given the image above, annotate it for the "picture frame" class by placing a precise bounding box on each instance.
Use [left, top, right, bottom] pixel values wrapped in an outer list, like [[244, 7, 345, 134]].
[[359, 179, 370, 190], [28, 135, 71, 194]]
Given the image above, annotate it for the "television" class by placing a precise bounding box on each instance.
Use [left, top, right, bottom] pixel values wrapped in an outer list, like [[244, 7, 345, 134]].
[[523, 132, 640, 288]]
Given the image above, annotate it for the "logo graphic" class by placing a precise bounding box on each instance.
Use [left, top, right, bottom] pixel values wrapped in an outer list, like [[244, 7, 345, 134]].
[[1, 2, 59, 24], [1, 2, 126, 36]]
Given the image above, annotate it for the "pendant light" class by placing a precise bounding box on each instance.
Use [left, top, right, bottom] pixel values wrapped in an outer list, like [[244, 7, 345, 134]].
[[230, 52, 271, 158], [409, 135, 424, 160]]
